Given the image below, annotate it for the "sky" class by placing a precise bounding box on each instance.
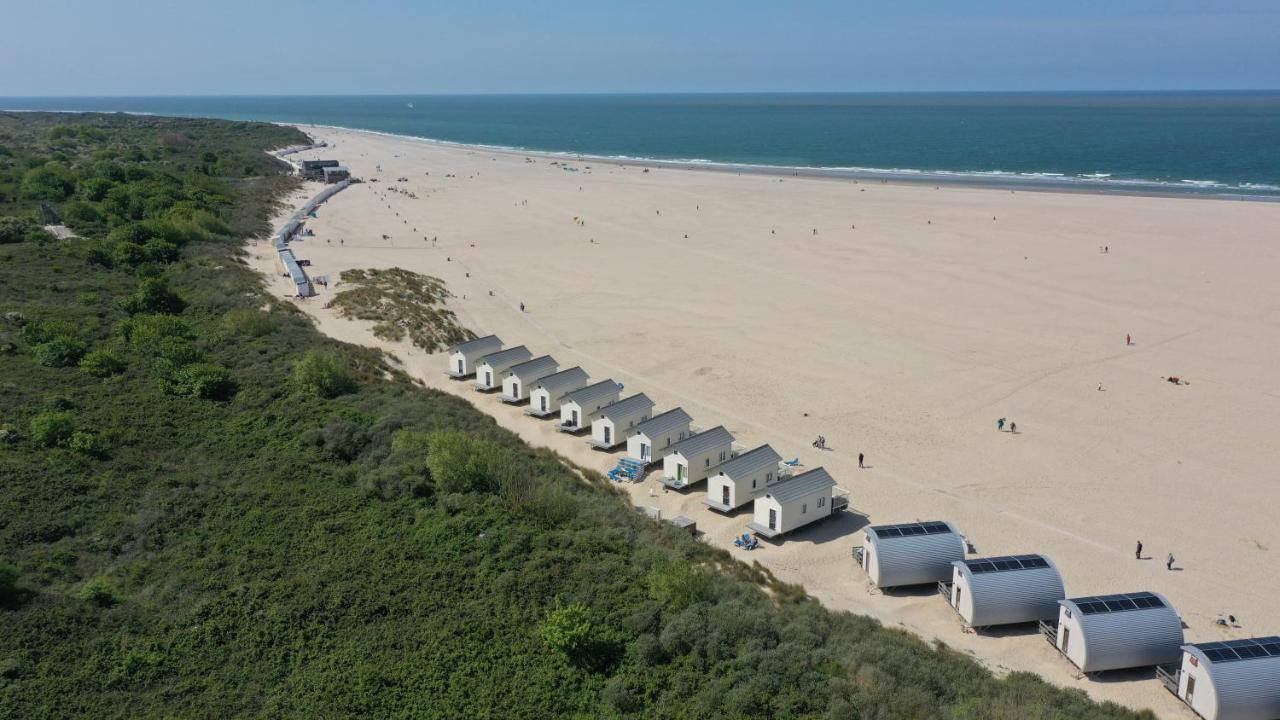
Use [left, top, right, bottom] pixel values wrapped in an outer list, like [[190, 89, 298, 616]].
[[1, 0, 1277, 95]]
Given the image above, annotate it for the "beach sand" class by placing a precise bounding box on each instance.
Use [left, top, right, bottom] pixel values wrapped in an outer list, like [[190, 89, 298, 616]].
[[252, 126, 1280, 717]]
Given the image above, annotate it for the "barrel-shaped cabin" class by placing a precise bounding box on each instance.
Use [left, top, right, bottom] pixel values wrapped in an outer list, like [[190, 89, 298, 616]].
[[857, 521, 966, 589], [946, 554, 1065, 629], [1048, 591, 1183, 674], [1161, 637, 1280, 720]]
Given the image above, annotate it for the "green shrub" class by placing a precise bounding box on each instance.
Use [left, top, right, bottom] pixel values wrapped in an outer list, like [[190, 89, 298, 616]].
[[117, 314, 193, 353], [68, 431, 107, 458], [0, 564, 19, 602], [80, 348, 126, 377], [0, 216, 52, 244], [292, 351, 357, 398], [119, 277, 186, 314], [20, 163, 77, 201], [647, 556, 714, 611], [169, 363, 236, 400], [220, 308, 278, 338], [424, 430, 509, 494], [29, 411, 75, 448], [34, 337, 88, 367], [76, 578, 121, 607], [541, 601, 594, 658]]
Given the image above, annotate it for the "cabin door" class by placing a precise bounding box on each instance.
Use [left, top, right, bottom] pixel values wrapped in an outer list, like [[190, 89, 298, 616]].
[[1185, 675, 1195, 703], [722, 485, 730, 506], [572, 409, 580, 427], [457, 359, 464, 374], [603, 426, 611, 444], [1060, 626, 1070, 653], [953, 585, 962, 609], [511, 381, 519, 398], [641, 443, 650, 461], [677, 463, 687, 483], [484, 370, 492, 386], [540, 395, 548, 412], [768, 508, 777, 530]]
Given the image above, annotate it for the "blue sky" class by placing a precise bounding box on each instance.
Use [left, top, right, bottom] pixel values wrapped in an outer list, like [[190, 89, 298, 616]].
[[1, 0, 1277, 95]]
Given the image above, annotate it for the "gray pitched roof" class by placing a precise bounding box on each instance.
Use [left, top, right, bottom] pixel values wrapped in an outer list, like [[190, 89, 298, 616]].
[[766, 467, 835, 503], [670, 425, 735, 458], [505, 355, 558, 380], [631, 407, 692, 439], [714, 444, 781, 479], [451, 334, 502, 354], [535, 366, 588, 392], [562, 379, 620, 406], [478, 345, 531, 367], [598, 393, 654, 421]]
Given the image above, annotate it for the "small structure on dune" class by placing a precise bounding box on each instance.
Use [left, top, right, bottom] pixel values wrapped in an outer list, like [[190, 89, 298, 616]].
[[588, 393, 655, 450], [703, 444, 783, 513], [625, 407, 693, 464], [500, 355, 559, 404], [944, 554, 1065, 630], [746, 466, 843, 539], [473, 345, 533, 391], [322, 165, 351, 183], [301, 159, 341, 180], [445, 335, 503, 378], [276, 249, 314, 297], [661, 426, 736, 489], [1158, 636, 1280, 720], [1043, 591, 1183, 675], [557, 379, 622, 433], [855, 521, 966, 590], [526, 366, 589, 417]]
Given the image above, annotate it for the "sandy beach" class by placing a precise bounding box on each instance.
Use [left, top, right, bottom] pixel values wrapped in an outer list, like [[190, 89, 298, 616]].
[[253, 126, 1280, 717]]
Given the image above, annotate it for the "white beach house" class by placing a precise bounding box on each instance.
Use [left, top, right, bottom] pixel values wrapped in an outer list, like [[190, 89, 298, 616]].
[[557, 379, 622, 433], [1159, 637, 1280, 720], [526, 366, 589, 417], [703, 444, 783, 512], [473, 346, 532, 391], [445, 335, 503, 378], [660, 426, 736, 489], [746, 466, 839, 538], [500, 355, 559, 404], [625, 408, 693, 464], [945, 554, 1065, 630], [588, 393, 655, 450], [1047, 591, 1183, 674], [856, 521, 966, 590]]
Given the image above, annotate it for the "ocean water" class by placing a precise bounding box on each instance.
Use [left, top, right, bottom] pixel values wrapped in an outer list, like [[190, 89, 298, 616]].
[[3, 93, 1279, 197]]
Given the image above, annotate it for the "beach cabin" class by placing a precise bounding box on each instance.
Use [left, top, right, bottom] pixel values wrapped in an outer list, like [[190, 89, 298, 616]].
[[445, 335, 503, 378], [746, 466, 837, 538], [557, 379, 622, 433], [301, 159, 340, 180], [856, 521, 966, 589], [322, 165, 350, 183], [589, 393, 655, 450], [661, 426, 736, 489], [526, 366, 589, 417], [473, 346, 532, 391], [1159, 637, 1280, 720], [500, 355, 558, 404], [277, 249, 314, 297], [946, 554, 1065, 629], [626, 408, 693, 464], [703, 444, 783, 512], [1046, 591, 1183, 674]]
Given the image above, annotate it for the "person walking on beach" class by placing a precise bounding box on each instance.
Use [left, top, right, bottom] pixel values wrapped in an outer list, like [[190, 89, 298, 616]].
[[997, 418, 1006, 432], [519, 302, 526, 312], [1135, 540, 1143, 559], [1166, 553, 1175, 571], [1009, 421, 1017, 434], [858, 452, 865, 469], [1126, 334, 1132, 346]]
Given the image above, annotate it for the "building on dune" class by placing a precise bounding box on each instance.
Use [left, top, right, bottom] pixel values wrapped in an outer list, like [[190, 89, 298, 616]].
[[625, 408, 693, 464], [526, 366, 589, 417], [321, 165, 350, 183], [944, 554, 1065, 630], [660, 426, 736, 489], [703, 444, 783, 513], [588, 393, 655, 450], [746, 466, 844, 539], [277, 249, 314, 297], [445, 335, 503, 379], [1158, 636, 1280, 720], [300, 159, 340, 180], [473, 346, 532, 391], [557, 379, 622, 433], [500, 355, 559, 404], [1043, 591, 1183, 674], [855, 521, 966, 590]]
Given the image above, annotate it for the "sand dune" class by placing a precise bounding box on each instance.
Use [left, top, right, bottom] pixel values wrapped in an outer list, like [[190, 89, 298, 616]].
[[251, 126, 1280, 717]]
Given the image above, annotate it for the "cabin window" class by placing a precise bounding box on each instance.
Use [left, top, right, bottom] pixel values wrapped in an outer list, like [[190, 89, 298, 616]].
[[664, 438, 670, 447], [802, 503, 807, 514], [767, 471, 773, 482], [818, 497, 825, 508], [705, 458, 710, 468], [719, 451, 726, 461], [752, 479, 757, 489]]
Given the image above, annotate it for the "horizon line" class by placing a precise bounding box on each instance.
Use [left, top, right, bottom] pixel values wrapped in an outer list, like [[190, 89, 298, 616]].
[[3, 89, 1280, 100]]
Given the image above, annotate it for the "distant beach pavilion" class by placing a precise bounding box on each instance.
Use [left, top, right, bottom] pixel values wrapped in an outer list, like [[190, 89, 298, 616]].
[[703, 444, 783, 512], [746, 466, 845, 539], [1043, 591, 1183, 675], [661, 426, 736, 489], [473, 346, 533, 391], [588, 393, 655, 450], [445, 335, 503, 378], [854, 521, 966, 590], [944, 554, 1065, 630], [300, 159, 340, 181], [321, 165, 350, 183], [557, 379, 622, 433], [625, 407, 693, 464], [500, 355, 559, 404], [525, 366, 589, 417], [1158, 636, 1280, 720]]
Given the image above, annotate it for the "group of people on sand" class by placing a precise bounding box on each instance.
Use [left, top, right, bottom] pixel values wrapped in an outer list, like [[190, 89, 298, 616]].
[[996, 417, 1018, 434], [1135, 540, 1180, 572]]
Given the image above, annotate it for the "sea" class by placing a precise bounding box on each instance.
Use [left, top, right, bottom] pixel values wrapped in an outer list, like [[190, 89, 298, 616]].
[[3, 93, 1279, 199]]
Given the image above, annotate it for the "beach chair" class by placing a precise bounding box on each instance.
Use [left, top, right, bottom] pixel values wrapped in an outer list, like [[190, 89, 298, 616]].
[[782, 458, 801, 467]]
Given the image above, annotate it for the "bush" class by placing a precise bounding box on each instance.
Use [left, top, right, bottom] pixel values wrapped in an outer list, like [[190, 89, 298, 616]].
[[117, 314, 192, 353], [76, 578, 121, 607], [20, 163, 77, 201], [424, 430, 511, 495], [0, 564, 19, 603], [292, 351, 357, 398], [169, 363, 236, 400], [119, 277, 186, 314], [34, 337, 88, 367], [0, 216, 50, 244], [647, 556, 714, 611], [220, 308, 277, 338], [541, 601, 594, 658], [29, 411, 75, 448], [80, 348, 126, 377], [68, 431, 107, 458]]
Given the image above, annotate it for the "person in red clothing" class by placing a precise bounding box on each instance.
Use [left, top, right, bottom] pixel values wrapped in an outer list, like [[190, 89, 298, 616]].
[[1126, 333, 1132, 346]]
